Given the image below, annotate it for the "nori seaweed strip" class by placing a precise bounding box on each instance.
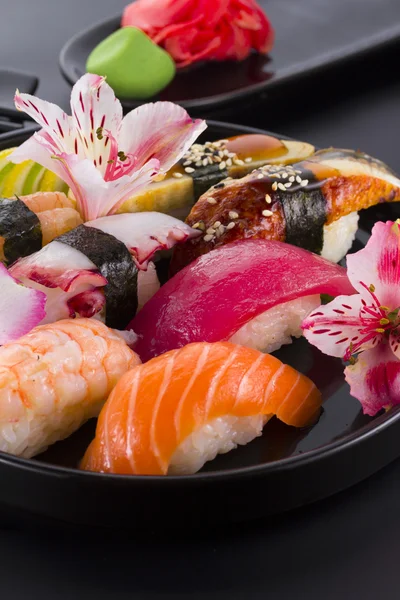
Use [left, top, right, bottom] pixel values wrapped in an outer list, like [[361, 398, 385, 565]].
[[57, 225, 138, 329], [280, 183, 327, 254], [0, 198, 42, 265]]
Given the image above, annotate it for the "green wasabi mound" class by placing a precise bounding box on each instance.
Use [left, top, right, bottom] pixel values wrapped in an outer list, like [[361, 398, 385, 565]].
[[86, 27, 176, 100]]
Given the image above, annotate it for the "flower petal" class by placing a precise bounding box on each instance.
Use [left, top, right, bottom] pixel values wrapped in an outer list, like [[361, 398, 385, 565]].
[[9, 132, 69, 183], [70, 74, 123, 175], [345, 343, 400, 416], [118, 101, 207, 173], [57, 153, 159, 220], [0, 263, 46, 344], [14, 90, 72, 153], [302, 294, 380, 358], [346, 220, 400, 308]]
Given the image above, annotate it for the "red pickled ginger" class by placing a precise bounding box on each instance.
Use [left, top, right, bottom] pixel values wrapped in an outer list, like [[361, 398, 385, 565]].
[[122, 0, 275, 68]]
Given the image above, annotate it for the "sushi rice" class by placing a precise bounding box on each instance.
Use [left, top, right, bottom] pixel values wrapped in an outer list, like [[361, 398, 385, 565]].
[[229, 295, 321, 354], [321, 211, 359, 263]]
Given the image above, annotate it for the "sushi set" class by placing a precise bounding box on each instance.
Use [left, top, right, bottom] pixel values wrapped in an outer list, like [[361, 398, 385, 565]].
[[1, 73, 400, 531]]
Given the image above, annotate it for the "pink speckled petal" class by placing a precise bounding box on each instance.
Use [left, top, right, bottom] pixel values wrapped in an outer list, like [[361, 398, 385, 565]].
[[0, 263, 46, 344], [345, 343, 400, 416], [118, 101, 207, 172], [302, 294, 381, 359], [347, 220, 400, 308]]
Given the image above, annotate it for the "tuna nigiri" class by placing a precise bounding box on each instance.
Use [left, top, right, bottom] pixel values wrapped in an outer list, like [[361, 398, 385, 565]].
[[129, 239, 355, 362], [81, 342, 321, 476], [10, 212, 200, 329], [0, 319, 140, 458], [170, 148, 400, 273], [0, 192, 83, 265]]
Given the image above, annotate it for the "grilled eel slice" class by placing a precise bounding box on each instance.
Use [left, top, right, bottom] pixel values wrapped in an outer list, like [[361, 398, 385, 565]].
[[170, 148, 400, 273]]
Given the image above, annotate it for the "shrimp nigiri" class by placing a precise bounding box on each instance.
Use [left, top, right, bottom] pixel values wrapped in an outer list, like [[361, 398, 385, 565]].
[[81, 342, 321, 476], [0, 191, 83, 265], [0, 319, 140, 458]]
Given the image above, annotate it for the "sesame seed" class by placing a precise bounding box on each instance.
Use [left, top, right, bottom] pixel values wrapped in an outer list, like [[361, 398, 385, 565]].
[[289, 176, 295, 182], [196, 161, 202, 167], [173, 172, 183, 178], [296, 176, 302, 183], [185, 167, 195, 174], [219, 162, 226, 170], [183, 161, 192, 166], [202, 158, 208, 167], [227, 152, 236, 158], [285, 182, 292, 188], [262, 210, 273, 217], [219, 151, 225, 158], [218, 225, 225, 235], [206, 227, 216, 234], [272, 182, 278, 191], [226, 158, 232, 167], [245, 157, 253, 163], [192, 222, 201, 229], [234, 159, 245, 166], [300, 179, 309, 187], [214, 221, 221, 228], [278, 183, 286, 191], [226, 222, 236, 230], [295, 169, 302, 174], [207, 197, 217, 204], [265, 194, 272, 203], [203, 234, 214, 242], [208, 157, 213, 165], [257, 173, 264, 179], [229, 210, 239, 219], [220, 139, 229, 144], [281, 172, 288, 179]]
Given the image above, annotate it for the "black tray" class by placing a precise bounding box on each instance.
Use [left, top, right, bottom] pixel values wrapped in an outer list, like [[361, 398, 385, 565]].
[[1, 121, 400, 533], [59, 0, 400, 116]]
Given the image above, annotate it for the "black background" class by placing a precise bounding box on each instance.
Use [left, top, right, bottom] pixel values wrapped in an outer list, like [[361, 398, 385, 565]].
[[1, 1, 400, 598]]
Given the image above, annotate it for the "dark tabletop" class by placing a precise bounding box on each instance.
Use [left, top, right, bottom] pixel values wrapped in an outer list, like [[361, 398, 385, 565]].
[[2, 1, 400, 598]]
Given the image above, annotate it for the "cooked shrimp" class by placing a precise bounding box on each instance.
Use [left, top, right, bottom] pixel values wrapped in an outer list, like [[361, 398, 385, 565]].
[[0, 319, 140, 458], [19, 191, 75, 212], [37, 208, 84, 246]]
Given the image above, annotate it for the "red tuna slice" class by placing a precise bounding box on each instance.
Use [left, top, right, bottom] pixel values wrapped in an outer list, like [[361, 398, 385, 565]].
[[128, 239, 355, 362]]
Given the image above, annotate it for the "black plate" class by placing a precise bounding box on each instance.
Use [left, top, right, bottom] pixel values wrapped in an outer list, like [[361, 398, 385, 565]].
[[59, 0, 400, 116], [1, 121, 400, 534]]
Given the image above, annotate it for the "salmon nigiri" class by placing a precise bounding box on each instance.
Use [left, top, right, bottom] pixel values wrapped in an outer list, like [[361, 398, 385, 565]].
[[81, 342, 321, 476], [0, 318, 140, 458]]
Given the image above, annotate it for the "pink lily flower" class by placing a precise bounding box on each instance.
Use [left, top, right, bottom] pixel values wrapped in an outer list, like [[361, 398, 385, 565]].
[[302, 220, 400, 416], [9, 73, 206, 221], [0, 263, 46, 344]]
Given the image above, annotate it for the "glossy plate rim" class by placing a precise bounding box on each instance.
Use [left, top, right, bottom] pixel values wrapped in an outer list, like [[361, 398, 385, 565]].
[[1, 120, 400, 490], [59, 13, 400, 113]]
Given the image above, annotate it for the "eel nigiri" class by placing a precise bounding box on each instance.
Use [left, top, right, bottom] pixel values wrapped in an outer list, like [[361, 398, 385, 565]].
[[10, 212, 200, 329], [0, 192, 83, 265], [170, 148, 400, 273], [81, 342, 321, 475], [120, 134, 314, 216], [0, 319, 140, 458], [129, 239, 355, 362]]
